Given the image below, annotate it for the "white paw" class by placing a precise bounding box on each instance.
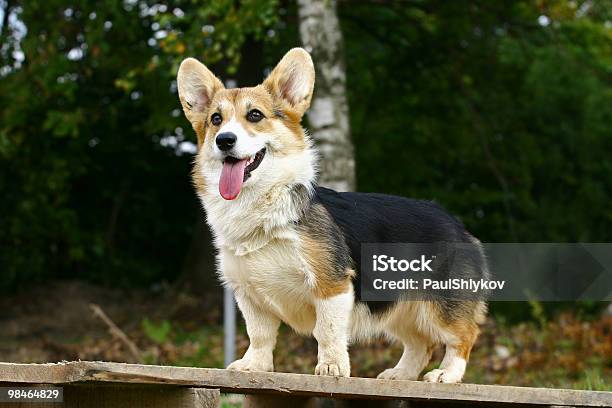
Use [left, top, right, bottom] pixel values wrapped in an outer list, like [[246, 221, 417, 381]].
[[377, 368, 418, 381], [315, 357, 350, 377], [423, 368, 463, 383], [226, 357, 273, 372]]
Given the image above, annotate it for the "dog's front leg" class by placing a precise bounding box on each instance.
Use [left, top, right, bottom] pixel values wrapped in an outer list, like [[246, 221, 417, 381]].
[[227, 291, 280, 372], [313, 292, 353, 377]]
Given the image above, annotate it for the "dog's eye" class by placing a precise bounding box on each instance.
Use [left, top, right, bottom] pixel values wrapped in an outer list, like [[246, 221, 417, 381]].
[[211, 113, 223, 126], [246, 109, 264, 123]]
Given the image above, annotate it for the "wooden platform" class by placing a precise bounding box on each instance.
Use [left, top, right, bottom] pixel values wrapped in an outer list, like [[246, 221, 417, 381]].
[[0, 361, 609, 407]]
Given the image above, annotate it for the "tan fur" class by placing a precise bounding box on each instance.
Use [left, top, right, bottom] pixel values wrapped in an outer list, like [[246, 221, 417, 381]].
[[196, 87, 306, 149], [177, 58, 224, 147], [191, 159, 206, 194], [297, 203, 354, 299], [263, 48, 315, 116], [383, 301, 481, 351], [442, 319, 480, 361]]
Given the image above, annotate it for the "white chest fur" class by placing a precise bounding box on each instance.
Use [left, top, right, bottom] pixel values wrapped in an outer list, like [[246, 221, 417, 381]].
[[201, 180, 318, 334], [218, 238, 317, 334]]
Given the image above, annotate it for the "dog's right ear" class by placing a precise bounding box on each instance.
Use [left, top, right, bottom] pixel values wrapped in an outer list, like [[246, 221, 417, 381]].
[[177, 58, 224, 129]]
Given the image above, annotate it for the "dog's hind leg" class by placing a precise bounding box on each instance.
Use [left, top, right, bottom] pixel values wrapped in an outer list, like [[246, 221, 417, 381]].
[[422, 322, 479, 383], [377, 333, 434, 380]]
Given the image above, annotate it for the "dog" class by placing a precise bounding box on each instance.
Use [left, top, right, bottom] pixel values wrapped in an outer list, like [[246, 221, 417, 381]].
[[177, 48, 487, 383]]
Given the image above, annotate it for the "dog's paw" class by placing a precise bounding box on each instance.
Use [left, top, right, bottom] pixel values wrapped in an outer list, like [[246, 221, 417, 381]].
[[376, 368, 418, 381], [315, 362, 350, 377], [422, 368, 463, 383], [315, 355, 350, 377], [227, 357, 273, 373]]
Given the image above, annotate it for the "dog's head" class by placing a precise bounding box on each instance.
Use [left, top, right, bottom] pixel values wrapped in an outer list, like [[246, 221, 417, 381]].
[[177, 48, 316, 201]]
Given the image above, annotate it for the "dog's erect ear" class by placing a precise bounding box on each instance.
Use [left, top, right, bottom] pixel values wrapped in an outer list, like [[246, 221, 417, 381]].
[[177, 58, 224, 126], [263, 48, 315, 116]]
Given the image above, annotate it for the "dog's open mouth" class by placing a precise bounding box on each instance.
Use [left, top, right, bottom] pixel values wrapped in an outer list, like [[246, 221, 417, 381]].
[[219, 148, 266, 200]]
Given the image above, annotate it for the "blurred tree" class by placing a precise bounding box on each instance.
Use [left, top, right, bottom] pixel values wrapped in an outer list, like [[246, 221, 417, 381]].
[[298, 0, 354, 191], [0, 0, 278, 290], [337, 0, 611, 243]]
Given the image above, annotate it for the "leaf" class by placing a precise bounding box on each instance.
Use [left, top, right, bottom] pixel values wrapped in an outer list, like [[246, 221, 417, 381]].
[[142, 319, 172, 344]]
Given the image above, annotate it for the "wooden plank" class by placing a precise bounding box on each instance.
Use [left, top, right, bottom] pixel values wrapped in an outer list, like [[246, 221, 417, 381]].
[[0, 361, 609, 407]]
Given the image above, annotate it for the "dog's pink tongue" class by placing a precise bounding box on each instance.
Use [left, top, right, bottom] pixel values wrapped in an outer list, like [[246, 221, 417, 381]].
[[219, 159, 247, 200]]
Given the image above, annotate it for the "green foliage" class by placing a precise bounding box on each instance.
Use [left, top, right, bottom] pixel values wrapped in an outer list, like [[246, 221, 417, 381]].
[[340, 0, 611, 243], [582, 368, 611, 391], [142, 318, 172, 344], [0, 0, 278, 289]]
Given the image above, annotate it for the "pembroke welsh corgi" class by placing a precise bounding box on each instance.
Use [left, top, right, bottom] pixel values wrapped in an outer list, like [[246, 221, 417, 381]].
[[177, 48, 487, 383]]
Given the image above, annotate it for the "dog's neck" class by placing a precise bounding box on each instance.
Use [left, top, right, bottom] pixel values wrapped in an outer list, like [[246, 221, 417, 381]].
[[200, 149, 316, 255]]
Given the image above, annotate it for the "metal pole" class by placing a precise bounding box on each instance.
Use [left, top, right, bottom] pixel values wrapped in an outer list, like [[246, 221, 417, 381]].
[[223, 286, 236, 367]]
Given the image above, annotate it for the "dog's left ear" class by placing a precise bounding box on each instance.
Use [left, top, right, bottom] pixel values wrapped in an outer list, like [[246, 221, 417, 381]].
[[263, 48, 315, 116]]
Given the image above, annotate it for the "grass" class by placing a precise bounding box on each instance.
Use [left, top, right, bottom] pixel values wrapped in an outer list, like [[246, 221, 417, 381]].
[[133, 312, 610, 390]]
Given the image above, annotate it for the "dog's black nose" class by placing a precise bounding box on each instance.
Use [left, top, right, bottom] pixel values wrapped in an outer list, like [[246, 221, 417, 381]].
[[216, 132, 237, 151]]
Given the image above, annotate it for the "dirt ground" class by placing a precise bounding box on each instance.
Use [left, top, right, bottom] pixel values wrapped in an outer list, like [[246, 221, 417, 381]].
[[0, 280, 220, 363]]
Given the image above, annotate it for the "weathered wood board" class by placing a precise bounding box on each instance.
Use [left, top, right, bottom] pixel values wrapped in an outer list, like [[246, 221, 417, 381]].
[[0, 361, 609, 407]]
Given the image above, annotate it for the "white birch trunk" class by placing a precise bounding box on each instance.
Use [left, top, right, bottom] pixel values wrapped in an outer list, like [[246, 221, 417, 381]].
[[297, 0, 355, 191]]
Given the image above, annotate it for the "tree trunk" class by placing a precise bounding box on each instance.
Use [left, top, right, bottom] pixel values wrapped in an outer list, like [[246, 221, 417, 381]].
[[297, 0, 355, 192]]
